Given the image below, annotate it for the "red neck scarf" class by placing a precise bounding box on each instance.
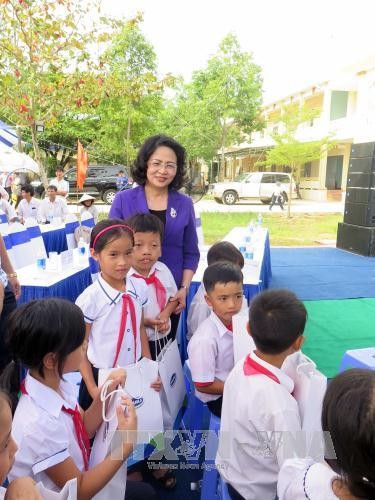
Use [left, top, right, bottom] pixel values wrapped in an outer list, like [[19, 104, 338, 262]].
[[243, 355, 280, 384], [20, 380, 90, 471], [113, 293, 137, 367], [132, 270, 166, 311]]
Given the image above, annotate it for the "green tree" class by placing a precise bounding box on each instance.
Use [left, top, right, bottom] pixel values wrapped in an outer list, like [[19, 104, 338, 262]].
[[0, 0, 118, 185], [257, 103, 337, 217], [158, 34, 263, 177]]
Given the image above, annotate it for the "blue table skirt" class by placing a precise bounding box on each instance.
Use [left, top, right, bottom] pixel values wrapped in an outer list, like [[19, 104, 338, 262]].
[[41, 227, 68, 255], [178, 232, 272, 361], [19, 267, 92, 304]]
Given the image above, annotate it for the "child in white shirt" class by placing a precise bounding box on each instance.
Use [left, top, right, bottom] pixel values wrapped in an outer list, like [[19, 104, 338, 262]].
[[126, 213, 178, 359], [75, 218, 159, 411], [278, 368, 375, 500], [188, 261, 244, 417], [1, 298, 137, 498], [216, 289, 305, 500], [187, 241, 245, 342]]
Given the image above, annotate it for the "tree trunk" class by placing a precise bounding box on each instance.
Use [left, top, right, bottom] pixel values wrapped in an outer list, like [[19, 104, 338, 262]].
[[30, 123, 49, 189], [220, 125, 226, 182], [287, 163, 295, 218], [126, 116, 131, 166]]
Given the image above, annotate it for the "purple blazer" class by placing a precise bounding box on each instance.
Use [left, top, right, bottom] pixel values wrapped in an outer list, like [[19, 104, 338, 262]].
[[109, 186, 200, 287]]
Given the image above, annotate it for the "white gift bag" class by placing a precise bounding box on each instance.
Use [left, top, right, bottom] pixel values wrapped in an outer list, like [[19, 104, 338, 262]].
[[282, 351, 327, 432], [36, 479, 77, 499], [89, 378, 127, 500], [157, 339, 186, 429]]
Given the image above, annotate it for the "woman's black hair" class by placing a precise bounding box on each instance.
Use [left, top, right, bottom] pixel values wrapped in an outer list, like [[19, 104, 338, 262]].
[[125, 213, 164, 241], [131, 134, 187, 190], [0, 299, 85, 407], [90, 218, 134, 252], [322, 368, 375, 498]]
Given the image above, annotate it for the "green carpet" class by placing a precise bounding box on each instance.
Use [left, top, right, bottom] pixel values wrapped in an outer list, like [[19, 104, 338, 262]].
[[302, 298, 375, 378]]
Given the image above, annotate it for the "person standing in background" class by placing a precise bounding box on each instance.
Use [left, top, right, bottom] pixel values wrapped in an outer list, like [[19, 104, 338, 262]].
[[50, 166, 69, 198], [109, 134, 200, 338]]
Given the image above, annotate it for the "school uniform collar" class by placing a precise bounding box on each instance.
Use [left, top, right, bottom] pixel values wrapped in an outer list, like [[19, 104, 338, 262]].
[[97, 273, 124, 305], [128, 260, 164, 278], [247, 350, 295, 394], [23, 373, 76, 418], [209, 311, 233, 338]]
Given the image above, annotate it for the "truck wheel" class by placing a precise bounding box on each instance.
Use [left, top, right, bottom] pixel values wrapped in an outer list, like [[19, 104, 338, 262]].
[[222, 190, 237, 205], [102, 189, 117, 204]]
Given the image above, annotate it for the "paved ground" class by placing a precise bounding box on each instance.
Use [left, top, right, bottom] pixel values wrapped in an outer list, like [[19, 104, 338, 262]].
[[67, 198, 345, 216]]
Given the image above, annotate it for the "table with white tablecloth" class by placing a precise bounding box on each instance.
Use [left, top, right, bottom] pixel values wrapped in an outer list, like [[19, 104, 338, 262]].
[[18, 261, 92, 304], [178, 227, 272, 361]]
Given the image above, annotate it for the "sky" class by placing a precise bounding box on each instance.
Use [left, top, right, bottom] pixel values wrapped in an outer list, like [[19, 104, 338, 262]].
[[101, 0, 375, 103]]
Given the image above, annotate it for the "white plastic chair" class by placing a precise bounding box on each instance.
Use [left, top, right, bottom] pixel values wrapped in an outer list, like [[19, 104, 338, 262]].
[[8, 222, 36, 269], [0, 209, 9, 236], [65, 213, 80, 250], [25, 218, 47, 260], [2, 234, 14, 270]]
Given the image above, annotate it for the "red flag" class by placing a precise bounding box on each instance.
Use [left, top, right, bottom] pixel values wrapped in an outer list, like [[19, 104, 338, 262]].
[[76, 140, 88, 190]]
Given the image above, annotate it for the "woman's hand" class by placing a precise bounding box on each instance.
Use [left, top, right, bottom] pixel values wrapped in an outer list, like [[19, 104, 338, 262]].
[[5, 477, 42, 499], [169, 287, 187, 314], [8, 276, 21, 300], [106, 368, 126, 391]]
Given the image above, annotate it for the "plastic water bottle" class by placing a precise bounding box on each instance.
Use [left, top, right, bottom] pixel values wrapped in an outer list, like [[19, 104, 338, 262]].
[[36, 253, 46, 271], [257, 213, 263, 227], [244, 243, 254, 264], [78, 237, 86, 256]]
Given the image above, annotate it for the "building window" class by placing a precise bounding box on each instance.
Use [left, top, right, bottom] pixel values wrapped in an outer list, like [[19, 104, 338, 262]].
[[330, 91, 348, 120]]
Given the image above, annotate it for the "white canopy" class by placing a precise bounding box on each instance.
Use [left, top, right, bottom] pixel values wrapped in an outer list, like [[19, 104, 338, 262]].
[[0, 143, 39, 174]]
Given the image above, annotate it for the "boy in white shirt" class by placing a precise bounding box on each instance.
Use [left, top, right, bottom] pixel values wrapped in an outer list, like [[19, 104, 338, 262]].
[[187, 241, 245, 342], [38, 185, 68, 223], [126, 213, 178, 360], [216, 289, 306, 500], [50, 167, 69, 198], [187, 262, 243, 417]]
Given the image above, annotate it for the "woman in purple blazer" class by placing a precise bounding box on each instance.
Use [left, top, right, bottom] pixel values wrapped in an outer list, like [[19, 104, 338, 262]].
[[109, 135, 200, 316]]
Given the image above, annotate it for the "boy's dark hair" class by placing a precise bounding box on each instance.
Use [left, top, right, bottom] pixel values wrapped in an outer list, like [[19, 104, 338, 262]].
[[117, 170, 124, 175], [90, 218, 134, 251], [126, 213, 164, 241], [47, 185, 57, 192], [203, 262, 243, 294], [207, 241, 244, 268], [21, 184, 34, 196], [131, 134, 187, 190], [249, 289, 307, 354], [0, 299, 85, 408], [55, 167, 64, 172], [322, 369, 375, 498]]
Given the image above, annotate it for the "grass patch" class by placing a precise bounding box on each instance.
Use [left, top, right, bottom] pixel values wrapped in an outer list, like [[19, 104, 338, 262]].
[[201, 212, 342, 246]]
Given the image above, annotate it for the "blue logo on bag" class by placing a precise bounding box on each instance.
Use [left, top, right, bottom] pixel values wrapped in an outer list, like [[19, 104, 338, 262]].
[[170, 373, 177, 387], [132, 396, 144, 409]]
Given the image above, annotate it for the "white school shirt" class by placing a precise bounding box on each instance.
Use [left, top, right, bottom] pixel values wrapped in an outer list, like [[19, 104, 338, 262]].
[[50, 178, 69, 198], [187, 284, 248, 342], [76, 274, 148, 368], [9, 374, 85, 492], [17, 197, 40, 221], [38, 197, 68, 223], [187, 311, 234, 403], [278, 458, 338, 500], [0, 199, 16, 221], [128, 261, 177, 341], [216, 351, 301, 500]]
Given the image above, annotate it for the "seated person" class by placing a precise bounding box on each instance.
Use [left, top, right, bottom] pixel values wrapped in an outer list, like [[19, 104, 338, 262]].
[[79, 194, 98, 224], [187, 241, 245, 342], [216, 289, 306, 500], [17, 184, 40, 224], [0, 195, 17, 222], [37, 185, 68, 223], [187, 262, 243, 417]]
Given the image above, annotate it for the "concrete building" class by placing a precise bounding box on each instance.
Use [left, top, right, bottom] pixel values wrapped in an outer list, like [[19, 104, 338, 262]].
[[221, 56, 375, 201]]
